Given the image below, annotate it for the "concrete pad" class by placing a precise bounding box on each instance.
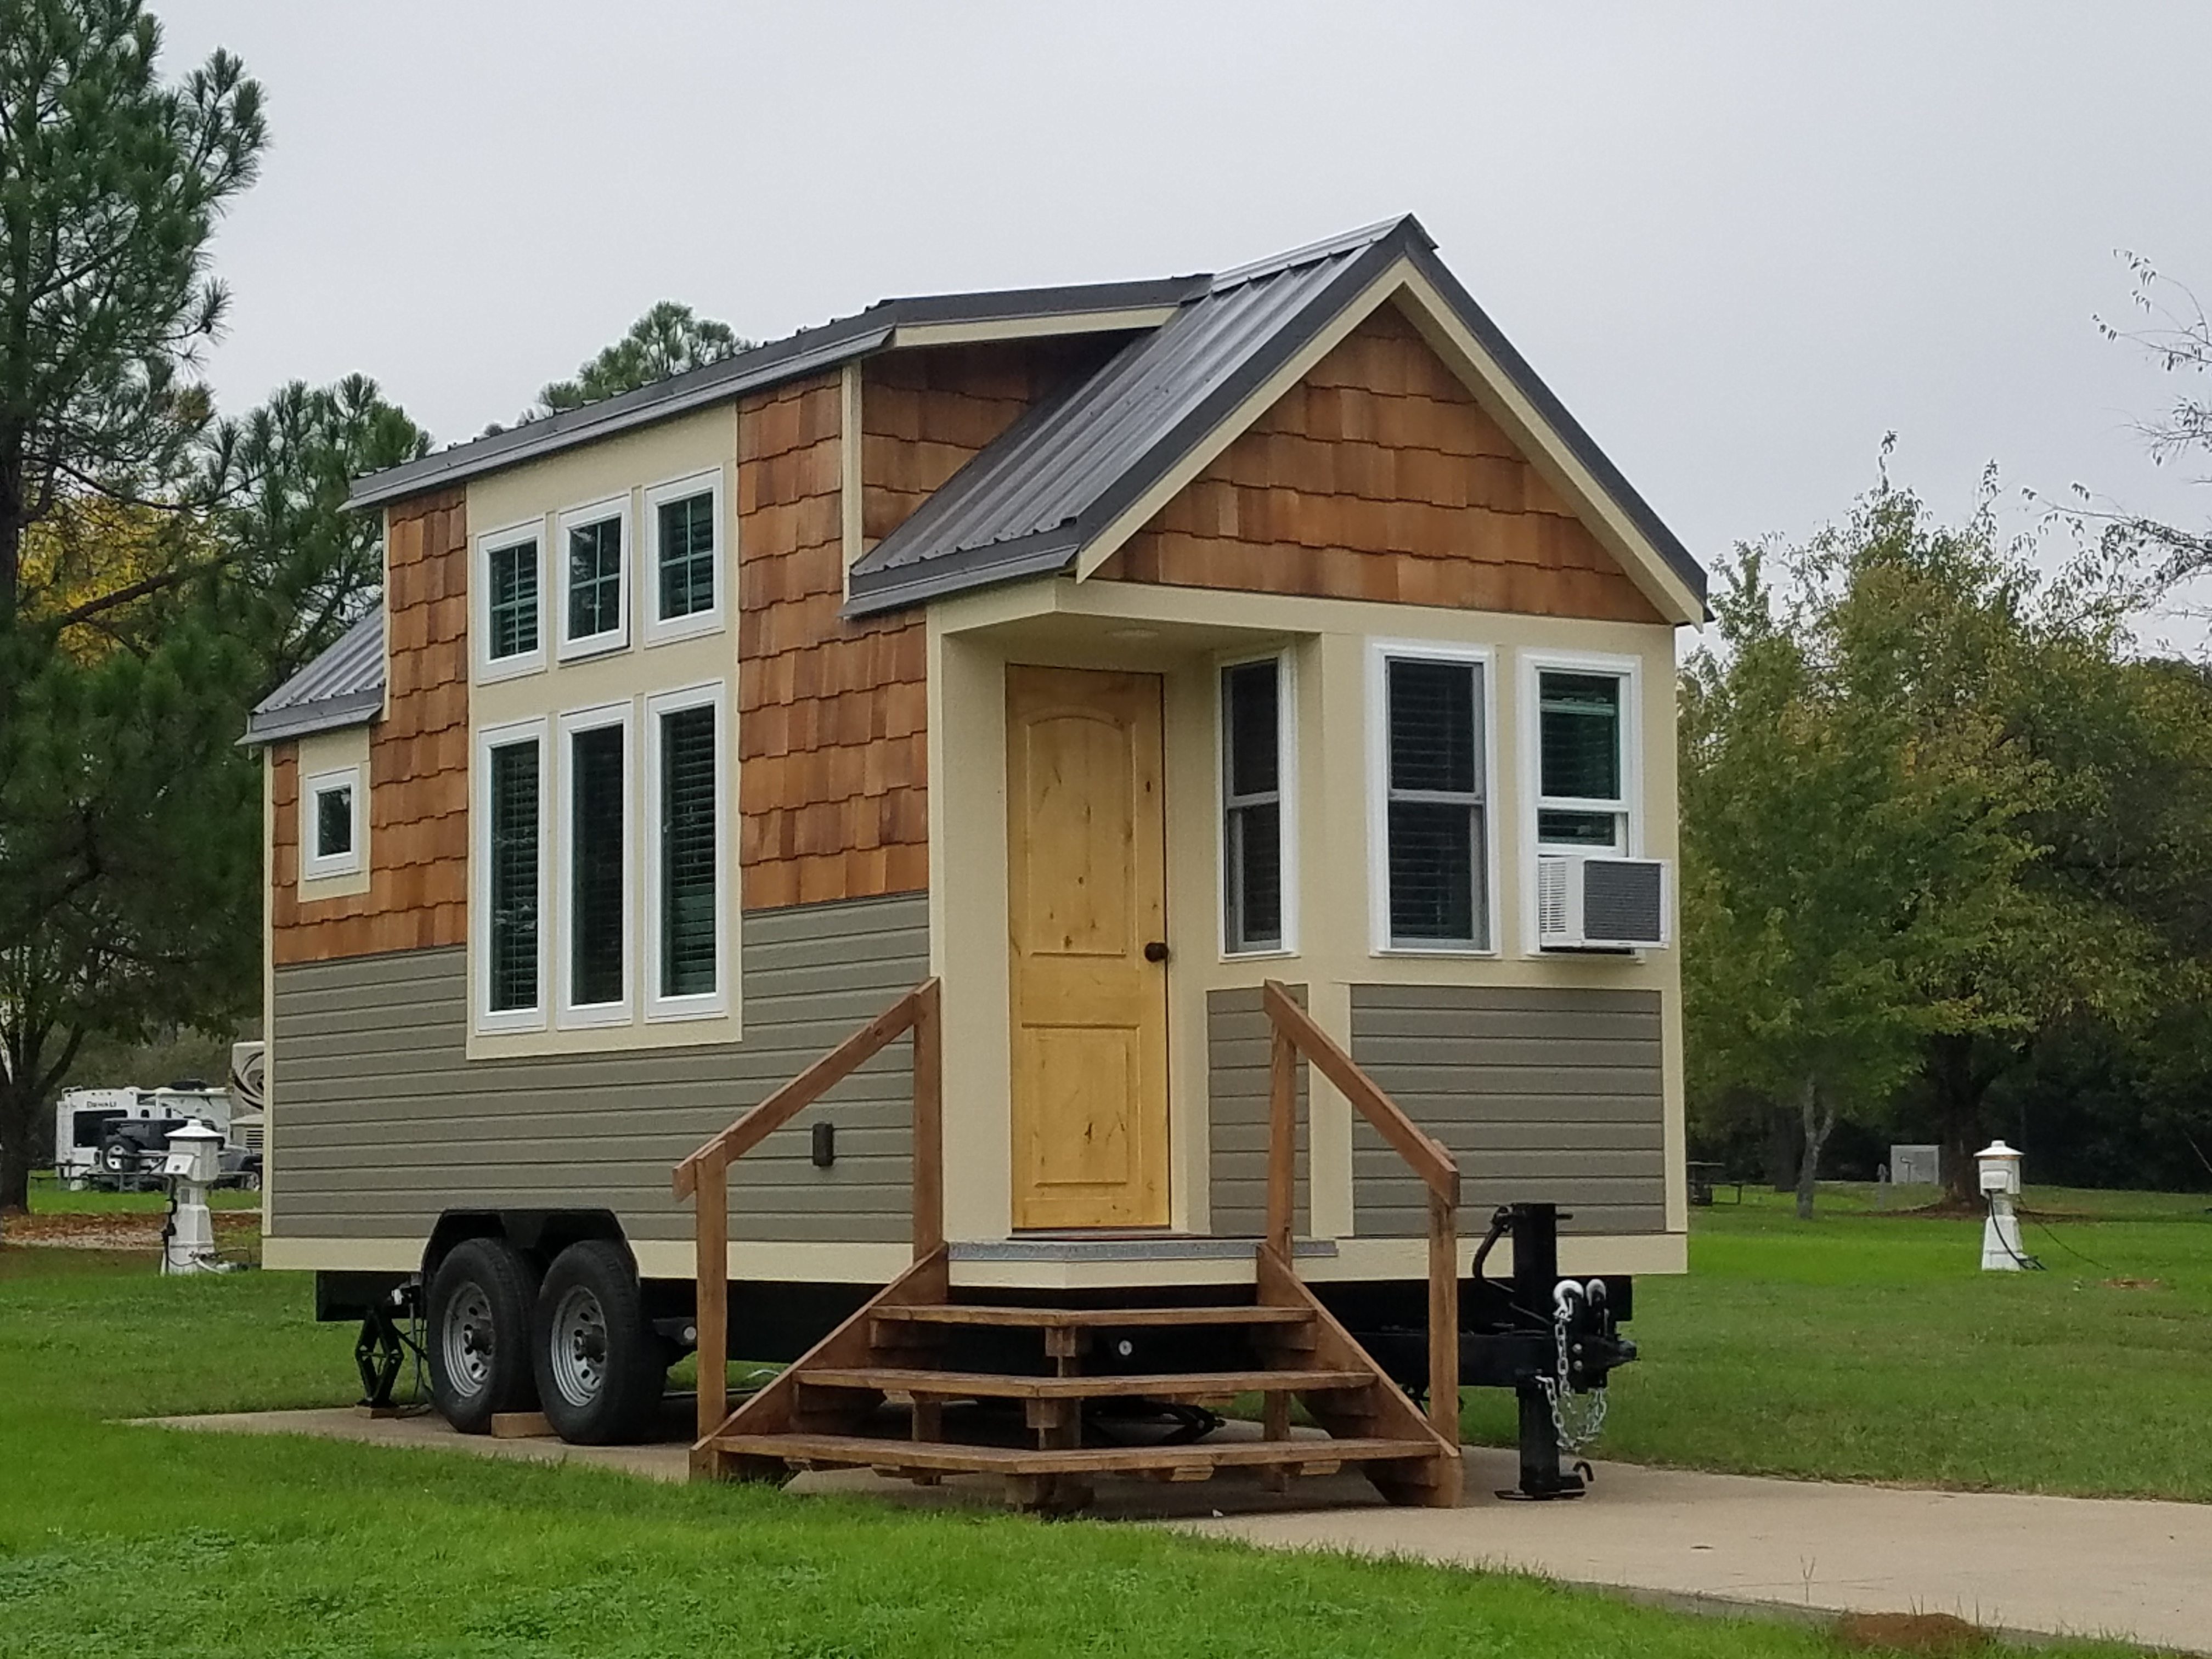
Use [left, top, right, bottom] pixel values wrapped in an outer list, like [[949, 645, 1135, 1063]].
[[145, 1410, 2212, 1652], [1173, 1455, 2212, 1655]]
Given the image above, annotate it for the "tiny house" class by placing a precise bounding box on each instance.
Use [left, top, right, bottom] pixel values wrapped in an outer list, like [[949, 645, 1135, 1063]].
[[246, 217, 1702, 1509]]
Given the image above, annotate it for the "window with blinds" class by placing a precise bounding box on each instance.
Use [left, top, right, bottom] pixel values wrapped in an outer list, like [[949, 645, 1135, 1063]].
[[1221, 658, 1284, 953], [487, 738, 540, 1014], [487, 537, 539, 661], [656, 492, 716, 623], [1383, 655, 1487, 949], [657, 702, 718, 1001], [568, 723, 626, 1007], [1537, 670, 1625, 850], [566, 515, 624, 645]]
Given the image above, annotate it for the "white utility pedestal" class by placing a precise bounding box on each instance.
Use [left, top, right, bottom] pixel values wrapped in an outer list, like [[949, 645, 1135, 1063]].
[[1977, 1138, 2026, 1271], [160, 1121, 225, 1276]]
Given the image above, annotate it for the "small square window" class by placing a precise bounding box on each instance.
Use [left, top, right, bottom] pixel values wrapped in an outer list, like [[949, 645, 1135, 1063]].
[[657, 493, 716, 622], [302, 767, 363, 881]]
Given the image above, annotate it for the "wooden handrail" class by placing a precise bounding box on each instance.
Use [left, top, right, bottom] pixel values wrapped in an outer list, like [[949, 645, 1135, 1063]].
[[1260, 978, 1462, 1454], [673, 977, 943, 1444]]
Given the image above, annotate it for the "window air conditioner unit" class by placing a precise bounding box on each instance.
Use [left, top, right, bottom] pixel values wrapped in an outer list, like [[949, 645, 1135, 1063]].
[[1537, 854, 1669, 950]]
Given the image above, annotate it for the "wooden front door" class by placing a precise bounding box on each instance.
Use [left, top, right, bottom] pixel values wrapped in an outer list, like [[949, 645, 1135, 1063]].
[[1005, 665, 1171, 1230]]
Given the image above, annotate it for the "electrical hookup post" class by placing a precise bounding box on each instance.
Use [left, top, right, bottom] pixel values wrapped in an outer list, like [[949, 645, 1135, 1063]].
[[1977, 1139, 2029, 1271], [159, 1122, 232, 1276]]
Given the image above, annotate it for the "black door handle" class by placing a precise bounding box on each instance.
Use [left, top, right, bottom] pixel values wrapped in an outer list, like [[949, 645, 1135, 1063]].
[[1143, 941, 1170, 964]]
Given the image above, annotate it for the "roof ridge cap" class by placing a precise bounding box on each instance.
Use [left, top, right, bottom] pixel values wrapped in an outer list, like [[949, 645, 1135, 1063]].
[[1209, 213, 1429, 292]]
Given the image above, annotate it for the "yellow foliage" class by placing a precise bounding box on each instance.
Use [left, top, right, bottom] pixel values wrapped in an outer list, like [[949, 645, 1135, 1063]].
[[17, 495, 216, 658]]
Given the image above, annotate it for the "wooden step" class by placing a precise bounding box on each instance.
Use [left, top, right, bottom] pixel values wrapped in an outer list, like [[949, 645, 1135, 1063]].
[[873, 1304, 1310, 1330], [706, 1430, 1434, 1479], [798, 1367, 1373, 1401]]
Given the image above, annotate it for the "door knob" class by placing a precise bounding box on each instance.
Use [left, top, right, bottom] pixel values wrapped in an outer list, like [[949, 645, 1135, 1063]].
[[1143, 941, 1170, 964]]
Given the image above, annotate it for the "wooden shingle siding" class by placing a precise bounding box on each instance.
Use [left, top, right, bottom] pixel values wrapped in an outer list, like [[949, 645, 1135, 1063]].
[[1096, 306, 1664, 623], [1206, 986, 1308, 1239], [270, 489, 469, 963], [269, 893, 930, 1244], [737, 372, 927, 909], [861, 339, 1120, 545], [1348, 983, 1667, 1237]]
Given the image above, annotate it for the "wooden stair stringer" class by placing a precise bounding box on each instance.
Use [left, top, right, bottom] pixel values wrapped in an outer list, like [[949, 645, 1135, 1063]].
[[1254, 1245, 1462, 1507], [691, 1246, 950, 1481]]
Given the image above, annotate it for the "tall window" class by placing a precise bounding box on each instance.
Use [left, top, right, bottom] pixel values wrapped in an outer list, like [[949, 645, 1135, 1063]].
[[652, 694, 721, 1011], [486, 737, 542, 1017], [567, 719, 628, 1011], [1537, 670, 1627, 851], [562, 506, 627, 653], [1221, 657, 1286, 954], [487, 537, 539, 661], [657, 492, 716, 623], [1379, 653, 1487, 950]]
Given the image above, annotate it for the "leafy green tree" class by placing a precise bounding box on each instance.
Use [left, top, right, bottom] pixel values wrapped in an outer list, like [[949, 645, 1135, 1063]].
[[534, 301, 750, 416]]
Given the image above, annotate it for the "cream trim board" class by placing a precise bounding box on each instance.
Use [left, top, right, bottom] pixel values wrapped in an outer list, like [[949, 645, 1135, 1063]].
[[888, 306, 1180, 351], [473, 716, 550, 1036], [1365, 639, 1500, 958], [473, 516, 549, 685], [641, 469, 727, 646], [1214, 644, 1300, 961], [839, 360, 863, 588], [555, 495, 631, 661], [1516, 646, 1646, 958], [555, 700, 636, 1028], [1073, 258, 1418, 582], [300, 764, 364, 881], [642, 681, 730, 1023]]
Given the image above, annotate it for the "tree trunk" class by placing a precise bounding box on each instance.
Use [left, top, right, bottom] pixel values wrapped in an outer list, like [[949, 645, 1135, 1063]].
[[1928, 1032, 1993, 1207], [1765, 1100, 1801, 1192], [1795, 1073, 1837, 1221], [0, 1073, 33, 1217]]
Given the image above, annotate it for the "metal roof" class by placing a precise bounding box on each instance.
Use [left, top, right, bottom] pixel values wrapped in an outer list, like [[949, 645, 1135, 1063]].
[[346, 275, 1207, 511], [846, 215, 1705, 617], [241, 609, 386, 745]]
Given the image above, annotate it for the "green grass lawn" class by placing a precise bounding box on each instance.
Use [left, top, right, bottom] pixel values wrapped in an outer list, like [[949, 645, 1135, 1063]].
[[2, 1187, 2198, 1657], [1459, 1183, 2212, 1502]]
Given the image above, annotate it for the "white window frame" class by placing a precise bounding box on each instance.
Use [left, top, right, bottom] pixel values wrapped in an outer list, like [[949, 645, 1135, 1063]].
[[474, 519, 548, 684], [473, 717, 550, 1035], [556, 700, 636, 1028], [556, 496, 631, 661], [644, 681, 730, 1021], [1215, 646, 1299, 960], [1366, 639, 1499, 957], [1519, 648, 1643, 955], [643, 470, 727, 646], [302, 765, 363, 879]]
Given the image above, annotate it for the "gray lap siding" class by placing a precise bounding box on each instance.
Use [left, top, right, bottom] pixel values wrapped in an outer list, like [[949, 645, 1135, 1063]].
[[1347, 983, 1667, 1237], [268, 893, 930, 1245]]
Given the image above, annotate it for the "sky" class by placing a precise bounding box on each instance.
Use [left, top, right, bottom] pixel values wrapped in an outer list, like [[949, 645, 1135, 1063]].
[[154, 2, 2212, 649]]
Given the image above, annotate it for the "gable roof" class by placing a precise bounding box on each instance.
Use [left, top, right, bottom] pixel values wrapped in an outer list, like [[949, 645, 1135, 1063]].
[[241, 608, 385, 746], [845, 216, 1704, 620]]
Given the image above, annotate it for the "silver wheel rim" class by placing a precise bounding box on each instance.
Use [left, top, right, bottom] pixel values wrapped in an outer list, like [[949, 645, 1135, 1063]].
[[549, 1284, 608, 1408], [442, 1283, 495, 1397]]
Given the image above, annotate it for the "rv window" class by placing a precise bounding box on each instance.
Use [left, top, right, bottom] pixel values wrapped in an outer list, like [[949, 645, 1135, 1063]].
[[657, 701, 719, 1000], [486, 537, 540, 661], [1383, 655, 1487, 949], [1537, 670, 1626, 851], [1221, 658, 1285, 953], [565, 514, 625, 648], [487, 738, 541, 1014], [656, 492, 716, 623], [72, 1109, 123, 1147], [568, 723, 627, 1007]]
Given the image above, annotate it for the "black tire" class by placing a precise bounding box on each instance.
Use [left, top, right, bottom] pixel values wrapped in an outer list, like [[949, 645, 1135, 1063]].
[[426, 1237, 539, 1432], [531, 1240, 665, 1446]]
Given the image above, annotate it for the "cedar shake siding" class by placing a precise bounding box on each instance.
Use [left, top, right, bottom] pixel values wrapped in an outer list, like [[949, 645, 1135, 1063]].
[[271, 488, 469, 964], [1095, 304, 1665, 624], [737, 371, 927, 909]]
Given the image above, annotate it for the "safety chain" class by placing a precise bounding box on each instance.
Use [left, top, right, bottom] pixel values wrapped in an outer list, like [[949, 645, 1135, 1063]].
[[1532, 1280, 1609, 1453]]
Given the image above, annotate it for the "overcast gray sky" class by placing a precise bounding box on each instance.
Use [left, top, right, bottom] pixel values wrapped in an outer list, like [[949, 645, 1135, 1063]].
[[156, 2, 2212, 647]]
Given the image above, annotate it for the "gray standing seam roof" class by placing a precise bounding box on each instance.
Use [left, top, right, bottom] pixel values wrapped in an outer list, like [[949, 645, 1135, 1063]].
[[845, 214, 1704, 617], [240, 609, 385, 746]]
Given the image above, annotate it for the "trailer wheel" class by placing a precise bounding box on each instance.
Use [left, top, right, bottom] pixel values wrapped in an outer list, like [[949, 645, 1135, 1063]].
[[426, 1237, 539, 1432], [532, 1240, 665, 1445]]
